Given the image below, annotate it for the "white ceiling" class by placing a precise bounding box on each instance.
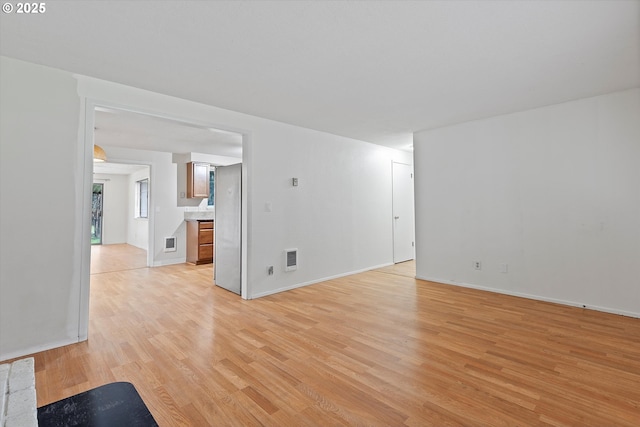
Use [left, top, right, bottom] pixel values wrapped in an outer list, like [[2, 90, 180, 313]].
[[94, 108, 243, 158], [1, 1, 638, 151], [93, 162, 147, 176]]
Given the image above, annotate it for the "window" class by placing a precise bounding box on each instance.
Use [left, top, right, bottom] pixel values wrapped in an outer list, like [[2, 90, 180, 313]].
[[135, 179, 149, 218], [208, 168, 215, 206]]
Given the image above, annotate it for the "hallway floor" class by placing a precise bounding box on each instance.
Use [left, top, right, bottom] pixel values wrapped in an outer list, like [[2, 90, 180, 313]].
[[90, 244, 147, 274]]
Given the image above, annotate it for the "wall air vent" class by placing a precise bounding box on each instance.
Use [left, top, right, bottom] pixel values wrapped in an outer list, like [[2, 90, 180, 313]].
[[164, 236, 177, 252], [285, 248, 298, 272]]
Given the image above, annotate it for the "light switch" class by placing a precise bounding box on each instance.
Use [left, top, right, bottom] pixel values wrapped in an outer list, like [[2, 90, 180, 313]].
[[292, 178, 298, 187], [265, 202, 272, 212]]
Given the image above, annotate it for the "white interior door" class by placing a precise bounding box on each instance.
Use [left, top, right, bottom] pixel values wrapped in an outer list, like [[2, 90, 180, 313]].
[[214, 163, 242, 295], [392, 162, 415, 263]]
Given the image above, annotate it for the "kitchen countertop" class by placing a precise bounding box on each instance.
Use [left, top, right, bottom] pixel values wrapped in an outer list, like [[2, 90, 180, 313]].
[[184, 211, 214, 221]]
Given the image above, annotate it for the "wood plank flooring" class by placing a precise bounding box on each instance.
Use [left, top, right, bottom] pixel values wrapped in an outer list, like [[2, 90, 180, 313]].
[[375, 260, 417, 278], [90, 243, 148, 274], [17, 254, 640, 426]]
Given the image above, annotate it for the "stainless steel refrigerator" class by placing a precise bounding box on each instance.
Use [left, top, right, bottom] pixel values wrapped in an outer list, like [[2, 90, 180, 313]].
[[214, 163, 242, 295]]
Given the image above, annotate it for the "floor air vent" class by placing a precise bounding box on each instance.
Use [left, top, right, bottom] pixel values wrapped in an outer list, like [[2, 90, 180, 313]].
[[285, 248, 298, 271]]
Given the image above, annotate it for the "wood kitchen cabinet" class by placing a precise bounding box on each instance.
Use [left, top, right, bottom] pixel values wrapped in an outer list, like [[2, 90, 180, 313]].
[[187, 162, 210, 198], [186, 220, 214, 265]]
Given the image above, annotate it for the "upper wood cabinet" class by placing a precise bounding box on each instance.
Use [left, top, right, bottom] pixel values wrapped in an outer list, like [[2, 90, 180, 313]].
[[187, 162, 209, 198]]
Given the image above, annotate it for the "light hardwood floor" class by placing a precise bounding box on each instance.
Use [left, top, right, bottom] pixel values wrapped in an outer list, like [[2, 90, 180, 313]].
[[375, 260, 417, 278], [90, 243, 148, 274], [23, 252, 640, 426]]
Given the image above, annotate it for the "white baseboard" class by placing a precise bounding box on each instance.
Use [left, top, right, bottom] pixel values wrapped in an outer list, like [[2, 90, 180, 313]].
[[153, 258, 186, 267], [0, 337, 79, 363], [249, 262, 394, 299], [416, 275, 640, 319]]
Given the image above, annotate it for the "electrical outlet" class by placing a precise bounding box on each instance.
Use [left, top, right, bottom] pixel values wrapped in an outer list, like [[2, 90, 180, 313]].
[[268, 266, 274, 275], [500, 263, 508, 273], [474, 261, 482, 270]]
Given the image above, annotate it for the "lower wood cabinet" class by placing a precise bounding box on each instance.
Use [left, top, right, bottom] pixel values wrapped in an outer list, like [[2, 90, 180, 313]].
[[186, 220, 214, 265]]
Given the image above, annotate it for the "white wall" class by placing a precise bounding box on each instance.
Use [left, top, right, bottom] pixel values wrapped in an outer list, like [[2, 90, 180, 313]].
[[0, 55, 411, 360], [249, 128, 411, 297], [75, 74, 412, 299], [93, 174, 128, 244], [126, 167, 150, 251], [414, 88, 640, 317], [0, 57, 82, 359]]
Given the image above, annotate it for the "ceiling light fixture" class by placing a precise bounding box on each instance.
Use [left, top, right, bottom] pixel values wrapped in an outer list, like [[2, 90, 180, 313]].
[[94, 145, 107, 162]]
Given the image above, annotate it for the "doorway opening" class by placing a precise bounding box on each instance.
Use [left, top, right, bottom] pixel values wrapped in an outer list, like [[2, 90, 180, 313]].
[[92, 162, 151, 274], [78, 98, 249, 343], [392, 161, 415, 264], [91, 183, 104, 245], [84, 103, 244, 291]]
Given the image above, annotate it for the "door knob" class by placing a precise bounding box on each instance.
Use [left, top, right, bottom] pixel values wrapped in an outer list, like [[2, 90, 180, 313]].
[[394, 216, 400, 219]]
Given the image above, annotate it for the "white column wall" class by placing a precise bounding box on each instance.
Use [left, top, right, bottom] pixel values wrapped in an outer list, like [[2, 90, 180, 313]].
[[0, 57, 82, 359]]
